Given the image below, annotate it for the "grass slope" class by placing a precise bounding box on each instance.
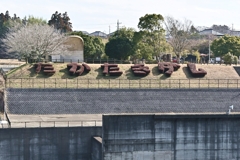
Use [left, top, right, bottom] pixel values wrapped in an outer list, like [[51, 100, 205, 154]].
[[7, 63, 240, 80]]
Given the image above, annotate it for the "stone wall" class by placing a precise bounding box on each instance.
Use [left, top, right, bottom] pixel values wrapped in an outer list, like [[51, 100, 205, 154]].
[[6, 88, 240, 115]]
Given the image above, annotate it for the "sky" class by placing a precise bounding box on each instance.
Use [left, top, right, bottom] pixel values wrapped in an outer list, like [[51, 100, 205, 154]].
[[1, 0, 240, 34]]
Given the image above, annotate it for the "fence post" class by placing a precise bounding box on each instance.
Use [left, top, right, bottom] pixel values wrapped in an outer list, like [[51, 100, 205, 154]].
[[208, 79, 209, 89], [189, 79, 190, 89], [77, 78, 78, 89], [149, 79, 151, 89], [179, 79, 180, 89], [238, 79, 239, 89], [21, 78, 22, 88], [198, 78, 200, 88], [227, 79, 229, 89], [129, 79, 130, 89], [66, 79, 67, 88], [55, 78, 56, 88], [44, 78, 45, 88]]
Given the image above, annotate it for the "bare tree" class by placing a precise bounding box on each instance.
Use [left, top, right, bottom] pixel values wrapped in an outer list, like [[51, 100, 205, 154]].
[[165, 16, 192, 62], [2, 23, 69, 63]]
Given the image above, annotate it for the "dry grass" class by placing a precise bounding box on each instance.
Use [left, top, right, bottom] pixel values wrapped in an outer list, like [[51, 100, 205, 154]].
[[5, 62, 240, 89], [7, 63, 240, 79]]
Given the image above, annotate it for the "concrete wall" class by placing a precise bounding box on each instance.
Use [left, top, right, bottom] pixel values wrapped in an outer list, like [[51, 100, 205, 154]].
[[91, 137, 102, 160], [103, 114, 240, 160], [56, 35, 84, 63], [0, 90, 3, 113], [0, 127, 101, 160]]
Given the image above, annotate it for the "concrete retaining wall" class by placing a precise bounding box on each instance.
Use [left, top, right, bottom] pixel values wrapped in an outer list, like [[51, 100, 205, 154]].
[[103, 115, 240, 160], [0, 127, 101, 160], [0, 90, 3, 113], [92, 137, 102, 160]]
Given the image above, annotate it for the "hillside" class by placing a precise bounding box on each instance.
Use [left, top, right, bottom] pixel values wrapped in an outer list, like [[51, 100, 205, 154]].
[[7, 63, 240, 80]]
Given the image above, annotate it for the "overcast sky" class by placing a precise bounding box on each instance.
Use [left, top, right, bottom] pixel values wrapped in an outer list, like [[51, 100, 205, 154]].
[[1, 0, 240, 33]]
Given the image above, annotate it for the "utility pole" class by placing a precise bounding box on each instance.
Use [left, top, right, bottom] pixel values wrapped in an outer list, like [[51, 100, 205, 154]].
[[117, 20, 122, 31], [109, 25, 111, 34]]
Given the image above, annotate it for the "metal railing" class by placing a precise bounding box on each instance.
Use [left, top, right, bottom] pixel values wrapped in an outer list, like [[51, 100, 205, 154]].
[[5, 78, 240, 89], [1, 120, 102, 129], [29, 58, 133, 64]]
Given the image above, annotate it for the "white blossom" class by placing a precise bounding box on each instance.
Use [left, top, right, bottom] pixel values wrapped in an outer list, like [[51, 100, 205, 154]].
[[2, 23, 69, 62]]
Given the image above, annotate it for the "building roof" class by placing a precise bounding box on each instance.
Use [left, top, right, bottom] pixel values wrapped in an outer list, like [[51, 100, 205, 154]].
[[89, 31, 108, 38], [199, 29, 224, 36], [6, 88, 240, 114]]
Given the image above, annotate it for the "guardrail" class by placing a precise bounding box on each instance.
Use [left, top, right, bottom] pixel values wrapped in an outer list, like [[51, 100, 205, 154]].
[[5, 78, 240, 89], [1, 120, 102, 129]]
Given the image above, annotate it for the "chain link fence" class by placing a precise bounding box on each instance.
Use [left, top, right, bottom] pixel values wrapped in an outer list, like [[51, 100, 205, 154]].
[[6, 78, 240, 89]]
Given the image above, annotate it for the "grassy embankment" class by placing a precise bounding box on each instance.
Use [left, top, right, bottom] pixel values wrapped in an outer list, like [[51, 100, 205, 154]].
[[6, 63, 240, 88]]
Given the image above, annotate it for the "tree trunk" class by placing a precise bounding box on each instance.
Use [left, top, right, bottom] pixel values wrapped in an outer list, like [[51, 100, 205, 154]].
[[177, 54, 181, 64]]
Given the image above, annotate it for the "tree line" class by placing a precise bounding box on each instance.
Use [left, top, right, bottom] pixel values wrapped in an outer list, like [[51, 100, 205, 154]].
[[0, 10, 239, 65]]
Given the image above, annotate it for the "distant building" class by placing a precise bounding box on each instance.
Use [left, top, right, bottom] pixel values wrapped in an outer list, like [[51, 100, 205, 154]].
[[228, 30, 240, 36], [199, 28, 224, 36], [89, 31, 108, 38], [199, 28, 240, 37]]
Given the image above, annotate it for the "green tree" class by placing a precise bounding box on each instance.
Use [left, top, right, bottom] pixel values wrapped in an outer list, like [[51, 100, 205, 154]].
[[70, 31, 105, 59], [197, 41, 209, 54], [192, 50, 201, 63], [92, 37, 105, 59], [0, 11, 22, 58], [111, 27, 135, 40], [211, 35, 240, 57], [48, 11, 72, 33], [25, 15, 47, 25], [105, 37, 133, 60], [137, 14, 165, 58], [106, 27, 137, 60], [223, 52, 239, 65]]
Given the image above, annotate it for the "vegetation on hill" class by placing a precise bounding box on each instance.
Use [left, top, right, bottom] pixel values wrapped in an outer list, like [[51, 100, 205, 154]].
[[0, 10, 239, 65]]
